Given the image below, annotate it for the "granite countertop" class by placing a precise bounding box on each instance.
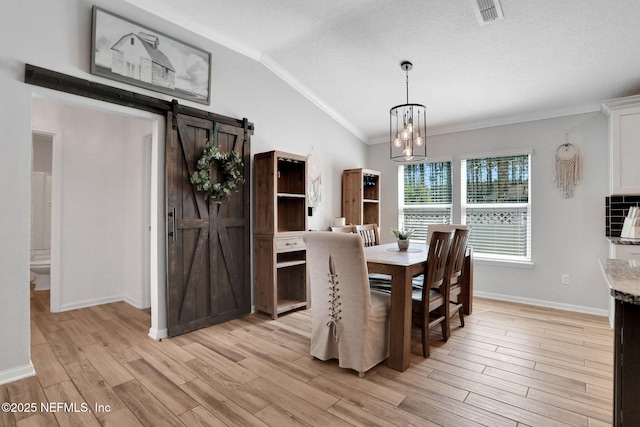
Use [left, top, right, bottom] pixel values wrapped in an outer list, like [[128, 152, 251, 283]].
[[608, 236, 640, 245], [600, 258, 640, 304]]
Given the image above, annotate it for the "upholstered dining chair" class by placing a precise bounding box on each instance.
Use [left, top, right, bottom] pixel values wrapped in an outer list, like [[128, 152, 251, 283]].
[[411, 230, 453, 357], [355, 224, 380, 247], [303, 231, 391, 377]]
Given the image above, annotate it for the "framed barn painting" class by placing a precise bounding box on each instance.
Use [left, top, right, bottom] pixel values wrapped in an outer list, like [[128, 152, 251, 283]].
[[91, 6, 211, 105]]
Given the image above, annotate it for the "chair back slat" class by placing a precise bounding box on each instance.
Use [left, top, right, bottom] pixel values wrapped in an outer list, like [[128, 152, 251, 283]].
[[446, 228, 471, 284], [423, 231, 453, 302], [355, 224, 380, 247]]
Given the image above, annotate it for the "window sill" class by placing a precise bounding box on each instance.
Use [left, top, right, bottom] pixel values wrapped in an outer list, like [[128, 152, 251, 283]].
[[474, 257, 534, 269]]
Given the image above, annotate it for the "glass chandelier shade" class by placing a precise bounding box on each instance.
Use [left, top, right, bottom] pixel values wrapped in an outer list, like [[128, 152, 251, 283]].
[[390, 62, 427, 162]]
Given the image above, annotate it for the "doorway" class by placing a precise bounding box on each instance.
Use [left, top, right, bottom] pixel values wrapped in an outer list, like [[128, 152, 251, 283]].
[[31, 94, 167, 339]]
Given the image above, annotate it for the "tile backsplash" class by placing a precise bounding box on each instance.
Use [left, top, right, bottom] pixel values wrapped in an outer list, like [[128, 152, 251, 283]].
[[606, 195, 640, 236]]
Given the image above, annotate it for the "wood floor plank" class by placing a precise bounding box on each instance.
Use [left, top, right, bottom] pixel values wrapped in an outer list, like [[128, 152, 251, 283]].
[[325, 400, 405, 427], [14, 290, 613, 427], [4, 377, 53, 424], [411, 356, 530, 396], [124, 358, 198, 416], [30, 320, 47, 347], [186, 329, 251, 363], [68, 308, 107, 334], [181, 378, 270, 427], [182, 342, 258, 384], [30, 343, 70, 388], [42, 329, 84, 366], [98, 408, 145, 427], [91, 329, 142, 364], [309, 374, 455, 426], [184, 358, 271, 414], [246, 377, 353, 427], [254, 404, 313, 427], [238, 357, 337, 410], [64, 358, 125, 415], [526, 387, 612, 423], [80, 343, 134, 387], [465, 392, 582, 427], [534, 361, 614, 388], [130, 342, 198, 385], [0, 384, 18, 427], [113, 379, 184, 427], [177, 405, 228, 427], [42, 380, 101, 427], [58, 318, 97, 348], [294, 355, 406, 406]]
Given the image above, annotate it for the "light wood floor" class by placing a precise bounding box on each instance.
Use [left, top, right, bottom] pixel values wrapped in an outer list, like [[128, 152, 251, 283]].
[[1, 287, 613, 426]]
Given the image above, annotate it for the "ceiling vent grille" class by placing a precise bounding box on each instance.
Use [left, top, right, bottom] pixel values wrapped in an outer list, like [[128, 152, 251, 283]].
[[473, 0, 504, 25]]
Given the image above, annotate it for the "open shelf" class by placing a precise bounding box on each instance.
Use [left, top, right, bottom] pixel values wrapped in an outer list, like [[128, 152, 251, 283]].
[[254, 150, 309, 319], [343, 168, 381, 227]]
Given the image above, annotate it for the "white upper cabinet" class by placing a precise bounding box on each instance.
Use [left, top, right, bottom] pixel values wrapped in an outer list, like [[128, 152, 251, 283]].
[[604, 95, 640, 195]]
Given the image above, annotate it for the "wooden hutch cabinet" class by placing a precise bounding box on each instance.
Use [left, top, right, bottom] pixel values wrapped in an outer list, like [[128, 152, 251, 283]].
[[342, 168, 381, 226], [254, 150, 309, 318]]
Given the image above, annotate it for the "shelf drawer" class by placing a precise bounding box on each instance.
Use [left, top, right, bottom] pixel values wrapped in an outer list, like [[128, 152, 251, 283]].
[[276, 235, 305, 252]]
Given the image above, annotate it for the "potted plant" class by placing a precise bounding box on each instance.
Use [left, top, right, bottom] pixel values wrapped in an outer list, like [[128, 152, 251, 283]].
[[391, 227, 415, 251]]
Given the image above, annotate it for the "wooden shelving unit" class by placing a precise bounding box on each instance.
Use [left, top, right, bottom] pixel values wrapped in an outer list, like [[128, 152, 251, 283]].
[[342, 168, 381, 227], [254, 150, 309, 319]]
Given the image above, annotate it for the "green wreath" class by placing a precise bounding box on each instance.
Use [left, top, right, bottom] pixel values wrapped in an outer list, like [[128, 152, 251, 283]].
[[190, 142, 244, 204]]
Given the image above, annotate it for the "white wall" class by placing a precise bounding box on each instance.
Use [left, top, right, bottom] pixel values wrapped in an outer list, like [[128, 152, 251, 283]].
[[32, 98, 153, 311], [0, 0, 366, 383], [369, 112, 611, 314]]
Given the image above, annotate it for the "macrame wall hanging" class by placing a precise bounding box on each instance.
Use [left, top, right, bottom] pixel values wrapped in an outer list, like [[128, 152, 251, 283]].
[[307, 147, 321, 210], [554, 135, 582, 198]]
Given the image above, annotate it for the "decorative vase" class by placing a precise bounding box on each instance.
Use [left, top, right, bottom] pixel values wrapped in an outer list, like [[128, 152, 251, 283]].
[[397, 239, 409, 251]]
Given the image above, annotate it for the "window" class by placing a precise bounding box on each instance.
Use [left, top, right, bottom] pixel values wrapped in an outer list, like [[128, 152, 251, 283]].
[[398, 161, 452, 242], [461, 153, 531, 262]]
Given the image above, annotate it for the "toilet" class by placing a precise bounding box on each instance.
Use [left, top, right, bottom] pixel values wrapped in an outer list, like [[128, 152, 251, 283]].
[[30, 258, 51, 291]]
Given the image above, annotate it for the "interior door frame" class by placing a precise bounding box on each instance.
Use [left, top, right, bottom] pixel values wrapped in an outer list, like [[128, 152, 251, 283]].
[[26, 65, 253, 340], [31, 91, 168, 339]]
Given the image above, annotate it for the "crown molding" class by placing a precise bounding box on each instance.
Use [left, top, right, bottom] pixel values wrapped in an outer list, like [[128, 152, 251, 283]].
[[124, 0, 368, 143], [602, 94, 640, 115], [258, 54, 368, 142]]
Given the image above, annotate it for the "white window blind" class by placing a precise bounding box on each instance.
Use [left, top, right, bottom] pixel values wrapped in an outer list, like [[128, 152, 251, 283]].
[[399, 161, 453, 242], [462, 154, 531, 261]]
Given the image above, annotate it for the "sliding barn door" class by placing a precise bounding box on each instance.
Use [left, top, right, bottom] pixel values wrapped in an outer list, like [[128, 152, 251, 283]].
[[166, 112, 251, 336]]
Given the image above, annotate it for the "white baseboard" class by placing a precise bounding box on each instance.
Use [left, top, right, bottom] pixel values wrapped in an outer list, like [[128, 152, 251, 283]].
[[124, 296, 150, 310], [59, 295, 124, 312], [0, 362, 35, 386], [148, 326, 168, 340], [474, 291, 610, 318]]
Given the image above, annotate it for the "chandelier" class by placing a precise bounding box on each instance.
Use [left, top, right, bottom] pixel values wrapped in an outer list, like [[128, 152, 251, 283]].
[[390, 61, 427, 162]]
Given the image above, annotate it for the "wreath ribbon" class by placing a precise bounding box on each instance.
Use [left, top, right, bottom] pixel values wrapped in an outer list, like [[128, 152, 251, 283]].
[[190, 142, 244, 204]]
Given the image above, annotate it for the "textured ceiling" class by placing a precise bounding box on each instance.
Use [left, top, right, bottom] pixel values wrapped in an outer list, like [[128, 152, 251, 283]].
[[125, 0, 640, 143]]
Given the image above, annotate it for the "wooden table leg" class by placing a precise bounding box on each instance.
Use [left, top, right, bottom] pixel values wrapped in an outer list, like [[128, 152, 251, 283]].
[[387, 266, 411, 371]]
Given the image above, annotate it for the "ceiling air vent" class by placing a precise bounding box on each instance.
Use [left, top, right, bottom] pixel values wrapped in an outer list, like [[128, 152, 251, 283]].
[[473, 0, 504, 25]]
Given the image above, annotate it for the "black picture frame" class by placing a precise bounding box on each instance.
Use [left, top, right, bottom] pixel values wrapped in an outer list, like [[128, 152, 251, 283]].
[[91, 6, 211, 105]]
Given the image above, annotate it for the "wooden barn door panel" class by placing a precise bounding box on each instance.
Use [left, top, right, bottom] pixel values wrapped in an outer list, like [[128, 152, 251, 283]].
[[166, 113, 250, 337]]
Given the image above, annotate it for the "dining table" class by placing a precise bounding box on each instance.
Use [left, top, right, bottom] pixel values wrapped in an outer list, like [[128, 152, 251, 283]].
[[364, 242, 474, 371]]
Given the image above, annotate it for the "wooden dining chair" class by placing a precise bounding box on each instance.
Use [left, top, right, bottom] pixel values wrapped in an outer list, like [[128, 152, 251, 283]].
[[356, 224, 380, 247], [443, 228, 471, 338], [411, 230, 453, 357], [330, 225, 356, 233], [426, 224, 468, 244]]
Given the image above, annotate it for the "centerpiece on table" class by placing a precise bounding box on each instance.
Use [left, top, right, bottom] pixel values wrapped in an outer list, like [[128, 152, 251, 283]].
[[391, 227, 415, 251]]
